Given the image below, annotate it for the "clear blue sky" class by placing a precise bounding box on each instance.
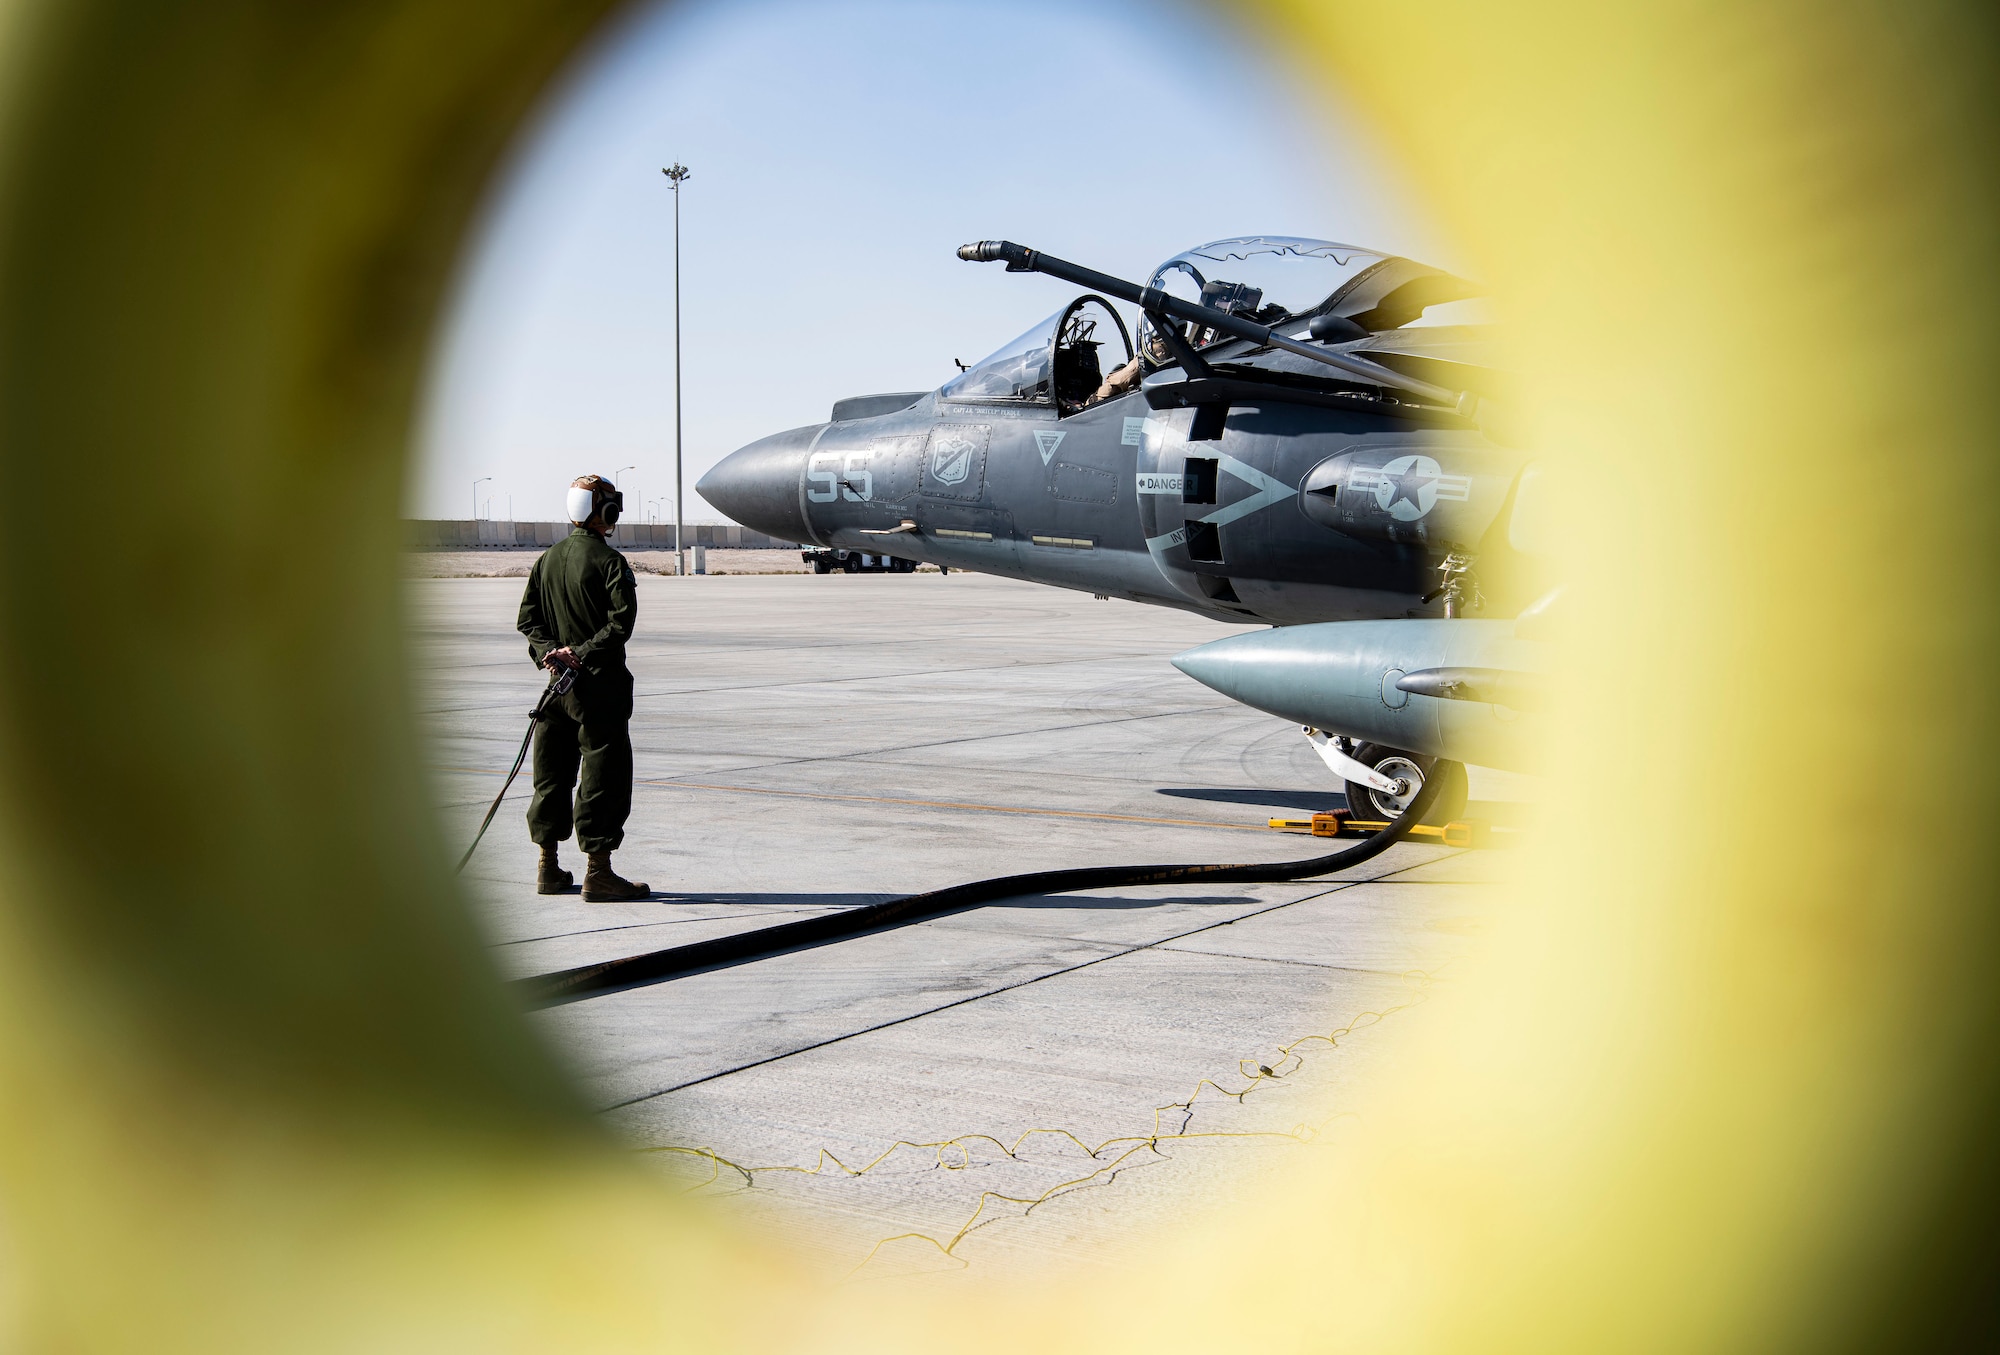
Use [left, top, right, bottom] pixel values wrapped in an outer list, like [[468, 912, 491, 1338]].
[[411, 0, 1440, 524]]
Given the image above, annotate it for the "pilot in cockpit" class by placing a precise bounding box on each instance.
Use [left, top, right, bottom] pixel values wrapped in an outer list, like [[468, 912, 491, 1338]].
[[1085, 279, 1272, 408], [1087, 325, 1174, 407]]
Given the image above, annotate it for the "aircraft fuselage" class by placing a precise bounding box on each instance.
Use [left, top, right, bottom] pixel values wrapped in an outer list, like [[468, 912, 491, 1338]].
[[702, 387, 1540, 627]]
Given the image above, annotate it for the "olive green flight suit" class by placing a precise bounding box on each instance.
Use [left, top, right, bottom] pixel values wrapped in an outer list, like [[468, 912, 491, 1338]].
[[516, 527, 639, 854]]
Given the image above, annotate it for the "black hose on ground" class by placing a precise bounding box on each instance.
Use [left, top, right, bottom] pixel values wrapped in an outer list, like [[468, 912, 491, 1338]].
[[513, 767, 1450, 1009]]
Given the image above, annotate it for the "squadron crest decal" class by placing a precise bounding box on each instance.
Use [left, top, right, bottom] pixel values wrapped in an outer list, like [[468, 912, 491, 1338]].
[[930, 433, 976, 486], [1348, 454, 1471, 521]]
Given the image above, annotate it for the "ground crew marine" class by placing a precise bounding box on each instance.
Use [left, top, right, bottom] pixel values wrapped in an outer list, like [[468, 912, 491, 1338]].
[[516, 474, 649, 901]]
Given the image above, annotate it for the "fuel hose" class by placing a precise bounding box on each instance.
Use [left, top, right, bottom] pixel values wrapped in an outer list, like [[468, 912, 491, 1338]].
[[513, 767, 1448, 1008]]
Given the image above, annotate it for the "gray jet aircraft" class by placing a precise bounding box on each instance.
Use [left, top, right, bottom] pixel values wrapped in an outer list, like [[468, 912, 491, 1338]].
[[698, 236, 1554, 818]]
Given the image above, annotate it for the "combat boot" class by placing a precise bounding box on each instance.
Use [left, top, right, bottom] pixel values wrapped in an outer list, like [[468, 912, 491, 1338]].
[[583, 853, 649, 902], [536, 843, 575, 895]]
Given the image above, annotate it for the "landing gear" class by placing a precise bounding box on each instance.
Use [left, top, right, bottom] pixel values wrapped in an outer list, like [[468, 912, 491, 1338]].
[[1342, 742, 1467, 826]]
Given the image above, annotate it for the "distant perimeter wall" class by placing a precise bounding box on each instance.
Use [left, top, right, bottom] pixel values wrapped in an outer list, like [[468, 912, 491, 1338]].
[[405, 520, 799, 550]]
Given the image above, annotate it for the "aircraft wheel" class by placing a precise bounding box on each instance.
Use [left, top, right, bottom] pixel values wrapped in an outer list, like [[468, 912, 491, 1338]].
[[841, 554, 861, 574], [1343, 744, 1468, 826]]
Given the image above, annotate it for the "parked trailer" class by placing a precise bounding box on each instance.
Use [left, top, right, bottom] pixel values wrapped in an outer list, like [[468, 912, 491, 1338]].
[[802, 548, 923, 575]]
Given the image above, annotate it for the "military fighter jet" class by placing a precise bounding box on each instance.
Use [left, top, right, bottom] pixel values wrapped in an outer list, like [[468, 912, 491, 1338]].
[[698, 236, 1554, 816]]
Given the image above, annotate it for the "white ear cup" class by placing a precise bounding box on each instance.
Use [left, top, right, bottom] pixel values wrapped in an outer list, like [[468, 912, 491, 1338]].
[[565, 486, 596, 523]]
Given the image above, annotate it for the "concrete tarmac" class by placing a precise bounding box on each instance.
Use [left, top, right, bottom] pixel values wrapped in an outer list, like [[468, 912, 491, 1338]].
[[415, 571, 1516, 1281]]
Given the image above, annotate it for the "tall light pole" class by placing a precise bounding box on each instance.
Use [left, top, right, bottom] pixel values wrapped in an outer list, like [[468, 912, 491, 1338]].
[[472, 476, 490, 522], [662, 163, 691, 579]]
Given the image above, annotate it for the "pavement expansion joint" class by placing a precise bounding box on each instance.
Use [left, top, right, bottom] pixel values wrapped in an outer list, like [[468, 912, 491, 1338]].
[[624, 650, 1169, 700], [1151, 948, 1429, 975], [646, 704, 1229, 769], [493, 907, 839, 948]]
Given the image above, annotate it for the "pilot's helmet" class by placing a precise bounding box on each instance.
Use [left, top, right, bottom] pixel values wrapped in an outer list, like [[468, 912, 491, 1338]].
[[565, 475, 624, 527]]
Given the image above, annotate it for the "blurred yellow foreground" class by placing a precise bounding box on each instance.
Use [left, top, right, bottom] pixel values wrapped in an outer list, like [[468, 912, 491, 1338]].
[[0, 0, 1992, 1349]]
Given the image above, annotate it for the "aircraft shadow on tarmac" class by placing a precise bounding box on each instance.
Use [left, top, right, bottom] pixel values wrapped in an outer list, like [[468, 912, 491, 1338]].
[[1158, 788, 1535, 829], [1156, 787, 1351, 813]]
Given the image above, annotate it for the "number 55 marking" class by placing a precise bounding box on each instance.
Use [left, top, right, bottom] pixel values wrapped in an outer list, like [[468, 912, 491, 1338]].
[[806, 452, 840, 503], [807, 449, 875, 503], [840, 453, 873, 502]]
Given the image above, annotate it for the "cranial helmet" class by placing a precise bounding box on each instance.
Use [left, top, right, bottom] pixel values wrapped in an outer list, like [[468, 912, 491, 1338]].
[[566, 475, 623, 527]]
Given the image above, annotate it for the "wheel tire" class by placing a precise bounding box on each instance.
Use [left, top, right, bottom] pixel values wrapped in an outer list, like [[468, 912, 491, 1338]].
[[812, 560, 830, 574], [1342, 743, 1468, 826], [841, 554, 861, 574]]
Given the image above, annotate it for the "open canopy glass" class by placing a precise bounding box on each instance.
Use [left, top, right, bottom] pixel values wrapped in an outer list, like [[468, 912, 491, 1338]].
[[1135, 236, 1485, 360], [1147, 236, 1388, 324]]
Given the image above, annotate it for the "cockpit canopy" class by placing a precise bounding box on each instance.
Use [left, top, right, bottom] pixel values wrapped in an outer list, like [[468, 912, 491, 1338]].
[[1134, 236, 1487, 360], [940, 314, 1054, 403], [939, 237, 1490, 411], [940, 294, 1133, 412], [1151, 237, 1386, 321]]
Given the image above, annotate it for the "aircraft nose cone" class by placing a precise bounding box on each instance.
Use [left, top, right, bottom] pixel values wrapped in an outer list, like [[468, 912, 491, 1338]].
[[1169, 644, 1226, 690], [1172, 632, 1289, 705], [1172, 630, 1326, 725], [696, 424, 823, 544]]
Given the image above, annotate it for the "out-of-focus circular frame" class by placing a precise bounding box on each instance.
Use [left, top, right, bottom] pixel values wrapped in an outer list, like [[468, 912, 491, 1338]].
[[0, 1, 1992, 1349]]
